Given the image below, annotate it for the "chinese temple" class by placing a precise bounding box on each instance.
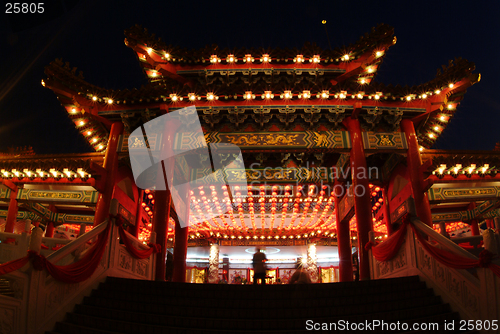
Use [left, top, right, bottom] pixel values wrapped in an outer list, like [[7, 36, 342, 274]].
[[1, 24, 500, 333]]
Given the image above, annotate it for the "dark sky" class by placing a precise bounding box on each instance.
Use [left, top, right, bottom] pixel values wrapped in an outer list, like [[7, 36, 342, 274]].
[[1, 0, 499, 154]]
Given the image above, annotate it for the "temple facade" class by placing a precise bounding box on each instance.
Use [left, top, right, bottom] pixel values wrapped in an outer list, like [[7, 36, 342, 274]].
[[1, 24, 500, 333]]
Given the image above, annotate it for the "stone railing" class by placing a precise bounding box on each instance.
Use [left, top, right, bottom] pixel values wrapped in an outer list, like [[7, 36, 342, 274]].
[[369, 218, 500, 332], [0, 199, 156, 334]]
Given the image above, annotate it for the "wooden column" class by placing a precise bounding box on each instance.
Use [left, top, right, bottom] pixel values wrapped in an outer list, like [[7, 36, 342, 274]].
[[134, 189, 144, 238], [334, 181, 352, 282], [3, 180, 19, 233], [45, 221, 55, 238], [401, 119, 433, 227], [343, 116, 373, 281], [153, 189, 171, 281], [382, 185, 394, 235], [468, 202, 480, 236], [5, 188, 19, 233], [172, 216, 189, 282], [93, 122, 124, 226]]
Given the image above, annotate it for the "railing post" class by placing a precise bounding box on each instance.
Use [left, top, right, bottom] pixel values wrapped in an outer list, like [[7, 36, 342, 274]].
[[483, 229, 500, 255], [29, 227, 43, 254]]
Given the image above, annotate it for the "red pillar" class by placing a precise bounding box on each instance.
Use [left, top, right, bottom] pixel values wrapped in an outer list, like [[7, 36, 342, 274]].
[[5, 186, 19, 233], [382, 186, 394, 235], [153, 189, 171, 281], [93, 122, 124, 226], [153, 114, 180, 281], [486, 219, 494, 229], [343, 117, 373, 281], [467, 202, 480, 236], [134, 189, 144, 237], [334, 181, 353, 282], [45, 221, 55, 238], [172, 215, 189, 283], [401, 119, 433, 227], [470, 221, 480, 236]]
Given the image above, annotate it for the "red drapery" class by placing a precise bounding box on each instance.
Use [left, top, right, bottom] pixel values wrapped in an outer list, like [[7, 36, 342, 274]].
[[29, 220, 112, 283], [365, 219, 500, 279], [1, 221, 111, 283], [365, 221, 408, 262], [115, 215, 160, 259], [1, 214, 159, 281], [409, 224, 500, 278], [0, 255, 30, 275]]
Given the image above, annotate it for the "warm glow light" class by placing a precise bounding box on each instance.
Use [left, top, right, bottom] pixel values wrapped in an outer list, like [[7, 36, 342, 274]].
[[434, 126, 439, 131], [170, 94, 179, 102], [374, 94, 380, 100], [357, 93, 363, 99], [438, 164, 446, 174], [422, 93, 427, 99], [321, 90, 329, 99], [92, 96, 97, 101], [164, 52, 170, 59], [449, 83, 454, 88], [41, 80, 45, 87], [107, 99, 113, 104], [435, 89, 441, 94], [151, 72, 157, 77], [419, 146, 424, 152], [360, 78, 366, 84], [428, 133, 435, 138], [210, 55, 219, 63], [406, 96, 412, 101], [86, 131, 91, 136], [440, 115, 446, 122], [295, 55, 303, 63], [71, 108, 76, 113], [302, 90, 311, 99], [375, 50, 383, 57], [79, 121, 85, 126], [189, 93, 197, 101], [245, 54, 253, 62], [207, 93, 215, 101], [92, 138, 97, 143], [312, 55, 320, 63], [339, 91, 347, 99], [261, 54, 270, 62], [447, 104, 454, 110], [147, 47, 152, 54], [98, 145, 103, 150], [342, 54, 350, 61], [283, 90, 292, 99], [245, 91, 253, 100], [227, 54, 235, 63]]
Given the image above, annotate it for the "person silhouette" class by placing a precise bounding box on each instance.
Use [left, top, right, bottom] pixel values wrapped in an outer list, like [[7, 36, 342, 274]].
[[252, 247, 267, 285], [289, 263, 311, 284]]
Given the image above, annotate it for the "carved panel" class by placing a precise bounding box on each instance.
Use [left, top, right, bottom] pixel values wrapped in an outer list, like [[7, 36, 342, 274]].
[[448, 273, 462, 300], [135, 260, 148, 277], [393, 247, 407, 270], [44, 281, 80, 316], [0, 307, 15, 334], [118, 251, 133, 272]]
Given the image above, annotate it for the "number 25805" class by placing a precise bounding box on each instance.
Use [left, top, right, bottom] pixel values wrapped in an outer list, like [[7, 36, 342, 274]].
[[6, 3, 44, 14]]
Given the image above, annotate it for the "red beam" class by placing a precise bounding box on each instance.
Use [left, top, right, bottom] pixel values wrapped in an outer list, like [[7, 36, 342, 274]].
[[427, 174, 500, 183]]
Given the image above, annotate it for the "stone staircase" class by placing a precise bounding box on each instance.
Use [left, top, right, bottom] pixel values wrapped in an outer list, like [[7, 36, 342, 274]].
[[47, 275, 478, 333]]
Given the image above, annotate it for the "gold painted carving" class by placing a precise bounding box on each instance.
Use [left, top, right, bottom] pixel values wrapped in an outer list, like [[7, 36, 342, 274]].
[[30, 191, 81, 200], [225, 134, 299, 146]]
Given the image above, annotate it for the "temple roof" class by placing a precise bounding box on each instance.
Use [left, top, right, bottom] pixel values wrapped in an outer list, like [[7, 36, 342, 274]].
[[43, 25, 480, 152]]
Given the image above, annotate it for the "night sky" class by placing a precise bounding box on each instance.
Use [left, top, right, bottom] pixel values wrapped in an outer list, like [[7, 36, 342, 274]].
[[1, 0, 499, 154]]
